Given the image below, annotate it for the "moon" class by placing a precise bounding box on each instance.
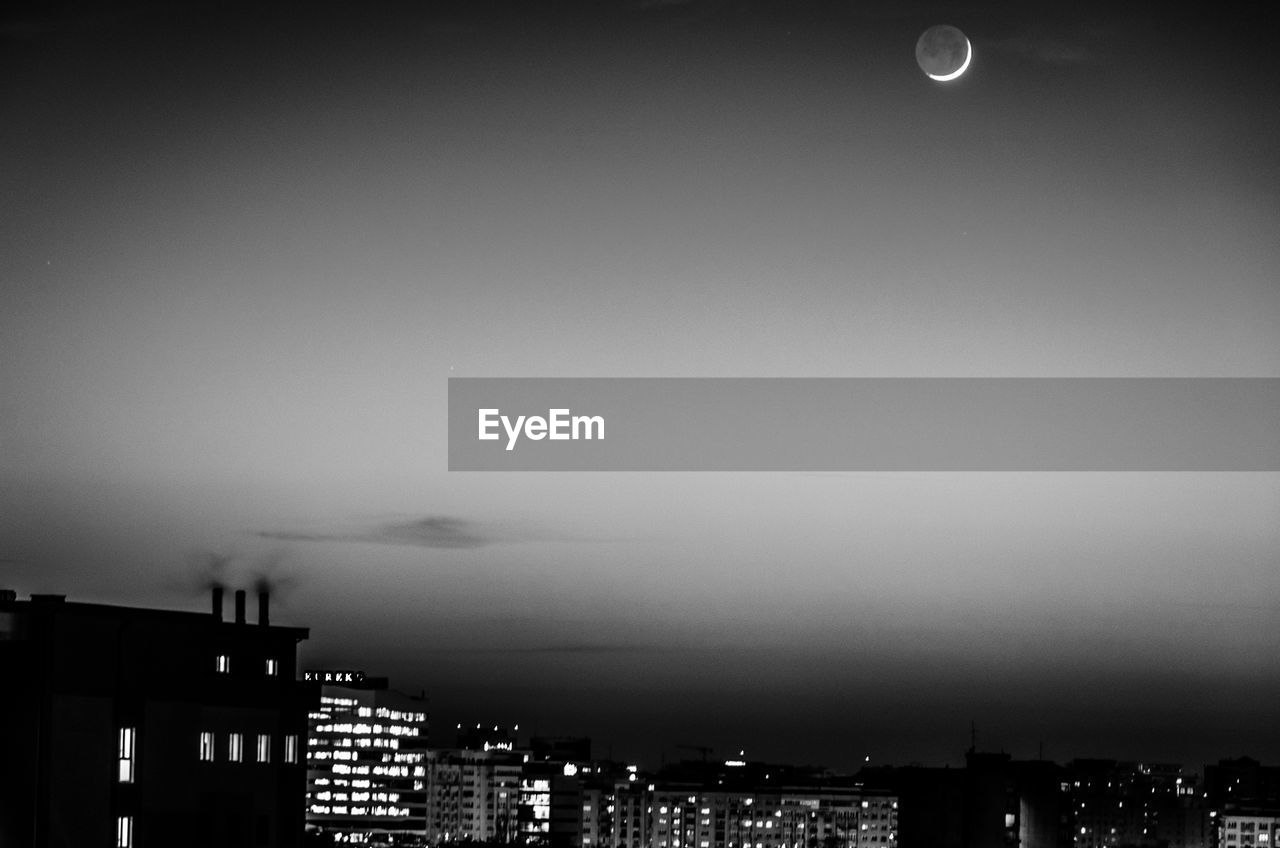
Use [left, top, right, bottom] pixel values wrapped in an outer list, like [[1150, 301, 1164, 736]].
[[916, 24, 971, 82]]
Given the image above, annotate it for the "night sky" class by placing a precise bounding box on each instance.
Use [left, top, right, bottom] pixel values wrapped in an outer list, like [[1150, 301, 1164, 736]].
[[3, 0, 1279, 771]]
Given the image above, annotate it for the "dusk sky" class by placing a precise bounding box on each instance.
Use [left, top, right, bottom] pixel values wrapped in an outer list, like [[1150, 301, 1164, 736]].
[[2, 0, 1279, 770]]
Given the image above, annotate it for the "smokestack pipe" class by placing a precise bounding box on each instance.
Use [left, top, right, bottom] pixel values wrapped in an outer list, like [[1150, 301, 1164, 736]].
[[234, 589, 246, 624], [212, 586, 224, 621], [258, 590, 269, 627]]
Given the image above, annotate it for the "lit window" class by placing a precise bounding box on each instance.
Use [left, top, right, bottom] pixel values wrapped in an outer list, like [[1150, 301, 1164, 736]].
[[266, 658, 279, 676], [228, 733, 244, 762], [285, 734, 298, 763], [216, 655, 230, 673], [116, 815, 133, 847], [257, 733, 271, 763], [199, 731, 215, 762], [118, 727, 135, 783]]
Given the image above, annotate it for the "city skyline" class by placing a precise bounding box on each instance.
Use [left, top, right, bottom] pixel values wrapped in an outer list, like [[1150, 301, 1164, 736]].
[[2, 0, 1279, 773]]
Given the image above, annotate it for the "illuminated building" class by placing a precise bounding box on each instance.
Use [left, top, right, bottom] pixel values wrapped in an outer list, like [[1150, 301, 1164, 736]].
[[519, 762, 577, 847], [575, 758, 896, 848], [581, 772, 651, 848], [1217, 812, 1280, 848], [648, 788, 896, 848], [424, 746, 524, 844], [0, 588, 314, 847], [305, 676, 430, 842]]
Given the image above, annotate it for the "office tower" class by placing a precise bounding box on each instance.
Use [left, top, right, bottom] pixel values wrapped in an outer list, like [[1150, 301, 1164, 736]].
[[305, 676, 430, 842]]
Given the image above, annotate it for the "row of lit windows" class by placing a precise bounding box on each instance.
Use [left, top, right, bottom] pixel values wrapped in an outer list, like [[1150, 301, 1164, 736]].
[[315, 703, 427, 723], [310, 736, 402, 750], [215, 654, 279, 676], [311, 753, 414, 763], [198, 731, 297, 763], [313, 790, 403, 803], [313, 722, 420, 736], [309, 803, 412, 817], [321, 696, 359, 706]]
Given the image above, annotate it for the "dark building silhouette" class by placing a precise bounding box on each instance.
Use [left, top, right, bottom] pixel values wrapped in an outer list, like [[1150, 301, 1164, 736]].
[[456, 722, 518, 751], [529, 737, 593, 764], [0, 588, 315, 847], [1205, 759, 1280, 809], [859, 751, 1067, 848], [860, 764, 964, 848], [1205, 759, 1280, 848], [1064, 759, 1206, 848]]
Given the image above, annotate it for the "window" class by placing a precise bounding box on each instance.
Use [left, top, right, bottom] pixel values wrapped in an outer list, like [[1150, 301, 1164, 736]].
[[257, 733, 271, 763], [285, 733, 298, 763], [118, 727, 135, 783], [228, 732, 244, 763], [199, 731, 215, 762], [216, 654, 230, 673], [116, 816, 133, 848], [266, 658, 279, 676]]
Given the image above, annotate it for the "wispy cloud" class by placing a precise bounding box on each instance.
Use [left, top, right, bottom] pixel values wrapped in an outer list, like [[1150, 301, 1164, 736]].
[[259, 515, 538, 550], [984, 20, 1121, 67], [424, 643, 673, 655]]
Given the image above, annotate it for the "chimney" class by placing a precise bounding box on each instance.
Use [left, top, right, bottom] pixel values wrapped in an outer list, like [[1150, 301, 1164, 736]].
[[258, 589, 269, 627], [234, 589, 246, 624], [212, 586, 224, 621]]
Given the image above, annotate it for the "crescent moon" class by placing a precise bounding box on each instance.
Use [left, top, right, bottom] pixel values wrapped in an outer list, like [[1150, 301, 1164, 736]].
[[927, 36, 971, 81]]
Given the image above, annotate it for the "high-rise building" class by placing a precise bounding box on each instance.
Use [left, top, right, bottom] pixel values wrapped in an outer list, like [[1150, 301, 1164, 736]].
[[423, 746, 524, 844], [0, 587, 315, 848], [305, 677, 430, 842]]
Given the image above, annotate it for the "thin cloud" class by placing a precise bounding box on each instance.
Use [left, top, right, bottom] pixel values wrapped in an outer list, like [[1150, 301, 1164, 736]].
[[374, 516, 496, 548], [260, 515, 521, 549], [425, 643, 674, 655], [984, 19, 1124, 67], [987, 35, 1095, 66]]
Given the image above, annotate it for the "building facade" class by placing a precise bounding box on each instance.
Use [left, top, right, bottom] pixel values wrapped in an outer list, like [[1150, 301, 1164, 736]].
[[423, 746, 524, 844], [305, 678, 430, 842], [1218, 812, 1280, 848], [0, 587, 314, 848]]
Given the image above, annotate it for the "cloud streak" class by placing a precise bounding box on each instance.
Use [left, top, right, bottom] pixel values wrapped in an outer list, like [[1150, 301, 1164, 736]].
[[983, 18, 1127, 67], [259, 515, 530, 550], [425, 643, 674, 655]]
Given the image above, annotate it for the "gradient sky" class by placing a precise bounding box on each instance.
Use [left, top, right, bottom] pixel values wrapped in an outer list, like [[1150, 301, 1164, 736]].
[[2, 0, 1279, 770]]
